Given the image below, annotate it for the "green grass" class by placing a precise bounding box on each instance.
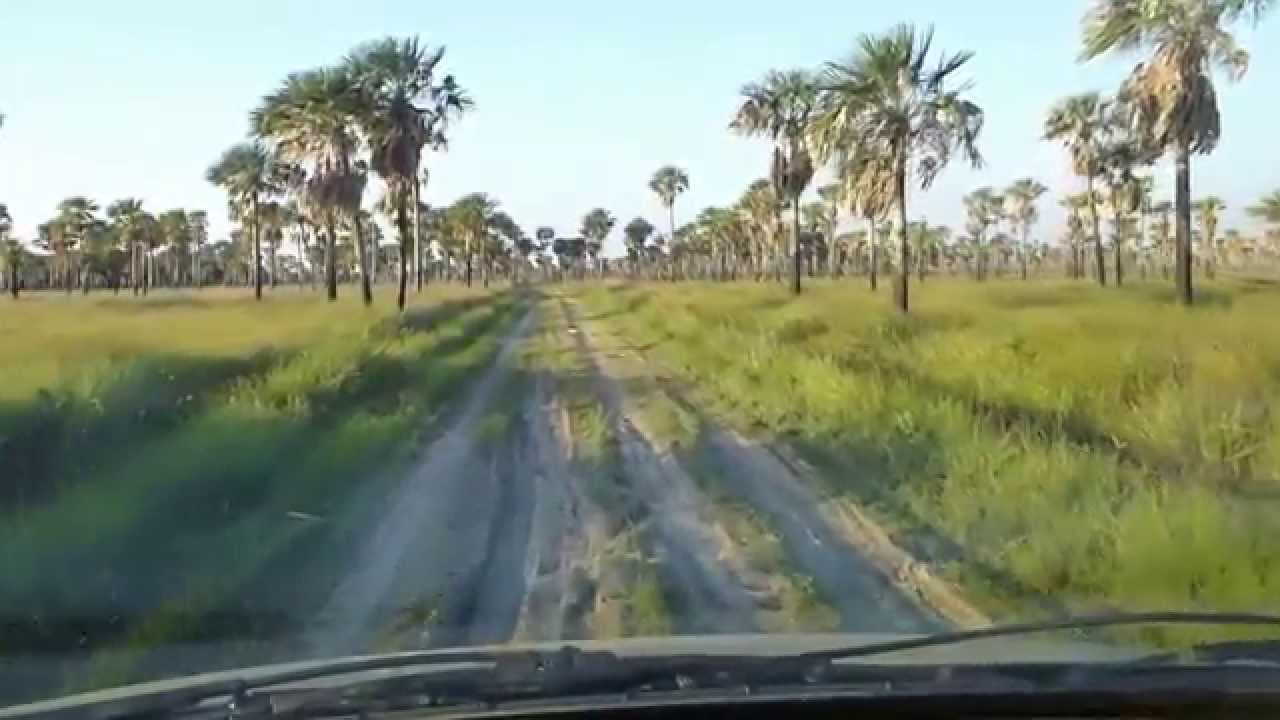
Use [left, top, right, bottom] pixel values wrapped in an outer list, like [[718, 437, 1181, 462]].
[[0, 285, 521, 700], [572, 276, 1280, 647]]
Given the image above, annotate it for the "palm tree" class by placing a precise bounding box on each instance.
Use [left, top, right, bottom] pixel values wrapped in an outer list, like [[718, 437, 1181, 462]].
[[649, 165, 690, 265], [1151, 200, 1174, 277], [731, 69, 818, 294], [188, 210, 208, 288], [1082, 0, 1272, 304], [1005, 178, 1049, 280], [0, 204, 17, 298], [449, 193, 498, 287], [622, 217, 655, 274], [1195, 196, 1226, 278], [816, 183, 842, 275], [738, 178, 781, 281], [812, 24, 984, 312], [55, 197, 99, 294], [206, 142, 283, 300], [346, 36, 470, 310], [252, 67, 368, 304], [107, 198, 147, 294], [963, 187, 1003, 281], [580, 208, 616, 276], [1045, 93, 1110, 286], [1100, 146, 1144, 287]]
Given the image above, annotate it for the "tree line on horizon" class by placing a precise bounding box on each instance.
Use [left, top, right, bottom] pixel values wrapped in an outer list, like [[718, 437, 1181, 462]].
[[5, 2, 1280, 308]]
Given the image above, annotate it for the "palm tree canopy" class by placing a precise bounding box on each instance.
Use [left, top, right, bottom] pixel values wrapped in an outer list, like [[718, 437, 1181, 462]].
[[1006, 178, 1049, 229], [1044, 93, 1110, 176], [346, 36, 471, 195], [1081, 0, 1273, 154], [811, 23, 984, 214], [649, 166, 690, 208], [206, 142, 285, 207], [623, 217, 655, 249], [730, 69, 818, 142], [580, 208, 616, 243]]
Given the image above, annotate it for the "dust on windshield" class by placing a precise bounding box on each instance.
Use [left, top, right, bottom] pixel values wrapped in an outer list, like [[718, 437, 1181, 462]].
[[2, 0, 1279, 709]]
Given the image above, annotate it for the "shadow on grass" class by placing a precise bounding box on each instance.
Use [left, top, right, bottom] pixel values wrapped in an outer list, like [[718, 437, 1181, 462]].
[[0, 352, 282, 511], [0, 295, 518, 672], [633, 350, 1075, 623]]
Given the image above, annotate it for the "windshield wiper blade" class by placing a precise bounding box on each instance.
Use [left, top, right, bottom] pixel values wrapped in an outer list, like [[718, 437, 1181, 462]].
[[795, 611, 1280, 664], [1135, 639, 1280, 666]]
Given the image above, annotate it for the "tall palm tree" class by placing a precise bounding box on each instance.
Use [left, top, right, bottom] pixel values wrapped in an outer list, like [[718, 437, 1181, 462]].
[[738, 178, 781, 281], [1195, 196, 1226, 278], [1005, 178, 1049, 280], [963, 187, 1003, 281], [188, 210, 208, 289], [347, 36, 470, 310], [816, 183, 842, 275], [252, 66, 368, 304], [649, 165, 690, 264], [1151, 200, 1174, 276], [206, 142, 283, 300], [731, 69, 818, 294], [1099, 140, 1144, 287], [622, 217, 654, 274], [812, 24, 984, 312], [0, 203, 16, 299], [1045, 92, 1110, 286], [107, 198, 147, 294], [55, 197, 99, 294], [449, 193, 498, 287], [1082, 0, 1272, 304], [580, 208, 616, 276]]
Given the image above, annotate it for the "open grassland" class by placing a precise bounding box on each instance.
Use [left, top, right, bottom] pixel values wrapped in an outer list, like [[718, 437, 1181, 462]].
[[572, 277, 1280, 647], [0, 286, 522, 697]]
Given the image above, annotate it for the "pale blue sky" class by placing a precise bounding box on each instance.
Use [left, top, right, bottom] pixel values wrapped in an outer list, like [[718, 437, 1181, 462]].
[[3, 0, 1279, 255]]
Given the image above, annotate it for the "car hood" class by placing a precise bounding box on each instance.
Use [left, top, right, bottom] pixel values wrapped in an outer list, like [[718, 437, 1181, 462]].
[[0, 632, 1145, 717]]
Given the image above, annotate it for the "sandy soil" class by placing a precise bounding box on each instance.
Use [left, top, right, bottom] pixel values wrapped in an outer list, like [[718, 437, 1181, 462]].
[[566, 298, 946, 636], [304, 310, 538, 656]]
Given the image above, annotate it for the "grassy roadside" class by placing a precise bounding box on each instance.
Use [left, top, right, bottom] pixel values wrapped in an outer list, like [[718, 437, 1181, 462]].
[[522, 296, 672, 639], [570, 279, 1280, 647], [0, 288, 523, 700]]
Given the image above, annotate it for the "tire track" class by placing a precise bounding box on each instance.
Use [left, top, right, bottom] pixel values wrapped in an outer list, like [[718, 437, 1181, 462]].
[[567, 297, 947, 635], [553, 299, 761, 635], [305, 308, 538, 656]]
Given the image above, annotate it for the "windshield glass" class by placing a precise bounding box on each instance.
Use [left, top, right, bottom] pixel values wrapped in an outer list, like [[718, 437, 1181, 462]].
[[3, 0, 1280, 709]]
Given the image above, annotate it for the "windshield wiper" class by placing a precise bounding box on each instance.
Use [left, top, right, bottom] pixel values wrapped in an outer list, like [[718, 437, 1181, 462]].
[[15, 612, 1280, 720], [796, 611, 1280, 664]]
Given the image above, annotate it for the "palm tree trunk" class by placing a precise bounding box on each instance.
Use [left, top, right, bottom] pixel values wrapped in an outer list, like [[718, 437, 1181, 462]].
[[1175, 142, 1193, 306], [1087, 175, 1106, 287], [1021, 227, 1030, 281], [355, 217, 372, 306], [465, 237, 473, 288], [324, 218, 338, 302], [1114, 209, 1125, 288], [296, 225, 306, 289], [791, 196, 802, 295], [396, 202, 410, 311], [251, 196, 263, 301], [413, 182, 423, 293], [893, 162, 909, 313], [867, 217, 878, 292], [131, 242, 139, 295]]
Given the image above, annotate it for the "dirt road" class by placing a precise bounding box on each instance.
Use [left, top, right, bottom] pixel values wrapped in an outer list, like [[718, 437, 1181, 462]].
[[306, 293, 944, 655]]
